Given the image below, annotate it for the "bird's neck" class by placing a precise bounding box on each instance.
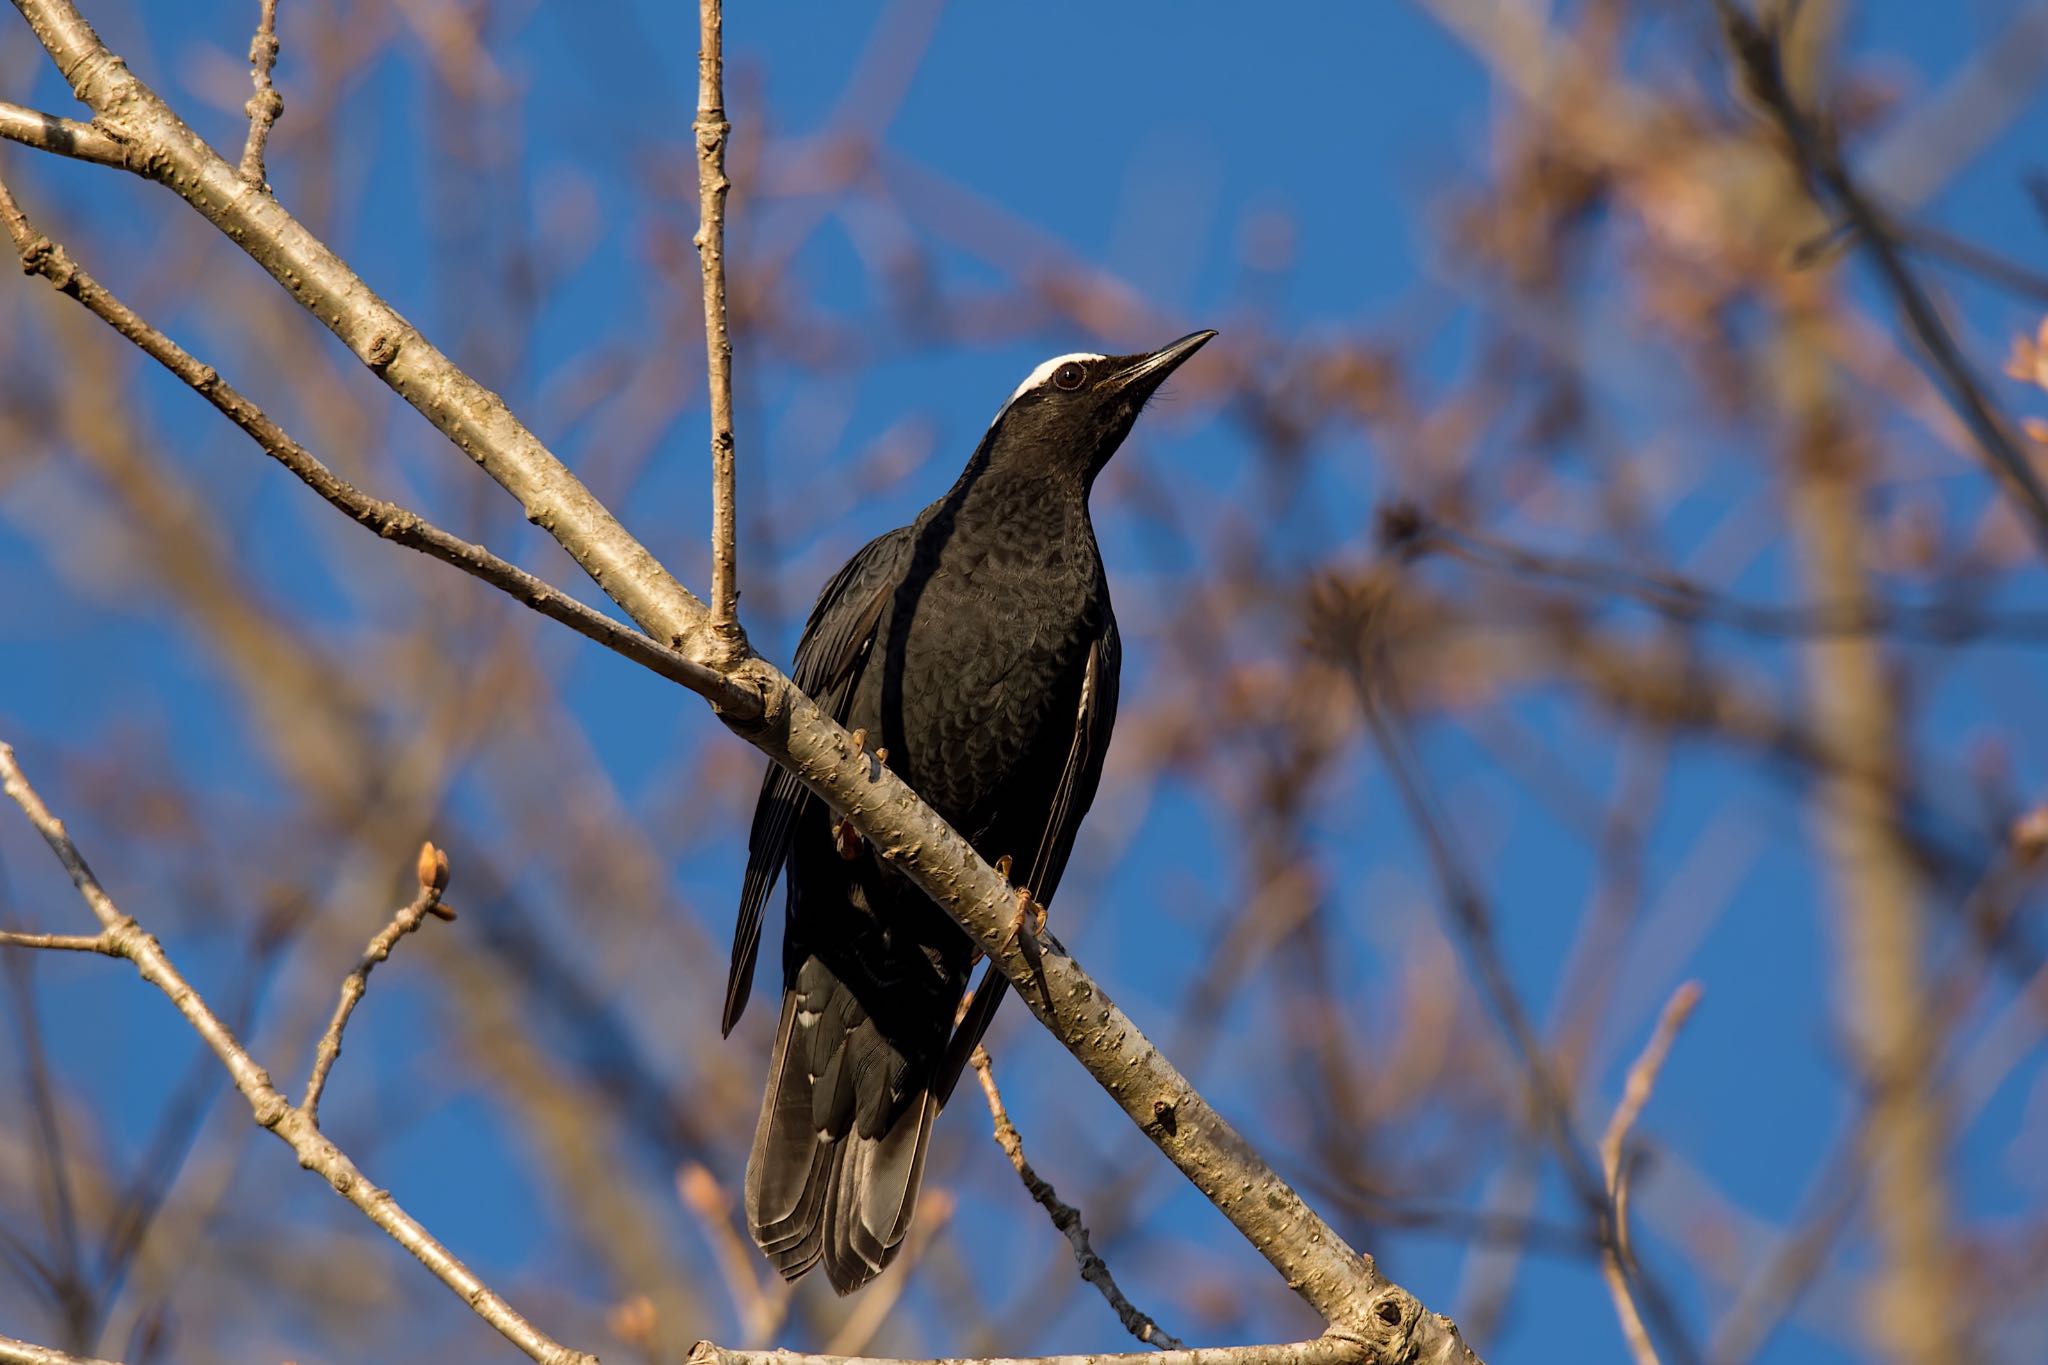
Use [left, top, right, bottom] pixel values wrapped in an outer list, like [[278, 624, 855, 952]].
[[911, 453, 1101, 586], [951, 456, 1096, 545]]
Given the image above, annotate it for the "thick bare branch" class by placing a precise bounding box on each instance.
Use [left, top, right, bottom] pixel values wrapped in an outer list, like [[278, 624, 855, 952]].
[[0, 744, 598, 1365], [0, 174, 732, 705], [694, 0, 741, 644], [688, 1336, 1367, 1365], [971, 1046, 1183, 1351]]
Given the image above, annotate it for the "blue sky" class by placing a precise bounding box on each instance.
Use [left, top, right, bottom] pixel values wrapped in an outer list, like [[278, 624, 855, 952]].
[[5, 2, 2048, 1363]]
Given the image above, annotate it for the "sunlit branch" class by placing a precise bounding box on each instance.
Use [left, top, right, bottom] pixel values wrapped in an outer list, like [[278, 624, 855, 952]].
[[0, 744, 597, 1365]]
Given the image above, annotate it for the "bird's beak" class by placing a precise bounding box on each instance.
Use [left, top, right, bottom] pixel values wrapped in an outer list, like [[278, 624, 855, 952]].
[[1107, 329, 1218, 394]]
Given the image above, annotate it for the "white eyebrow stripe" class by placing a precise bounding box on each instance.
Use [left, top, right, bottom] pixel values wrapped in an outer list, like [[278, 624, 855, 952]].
[[1003, 352, 1107, 408]]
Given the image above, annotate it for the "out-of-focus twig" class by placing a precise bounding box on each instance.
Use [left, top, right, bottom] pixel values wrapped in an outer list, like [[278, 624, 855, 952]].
[[1325, 585, 1702, 1365], [823, 1191, 956, 1356], [1598, 983, 1703, 1365], [1713, 0, 2048, 558], [237, 0, 283, 186], [1778, 269, 1960, 1364], [677, 1162, 788, 1347], [1394, 506, 2048, 641], [971, 1046, 1185, 1351], [0, 743, 596, 1365]]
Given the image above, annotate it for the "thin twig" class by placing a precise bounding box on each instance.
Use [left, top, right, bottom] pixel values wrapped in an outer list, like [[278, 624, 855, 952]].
[[10, 0, 730, 669], [236, 0, 282, 186], [1334, 604, 1701, 1365], [971, 1046, 1184, 1351], [1598, 983, 1703, 1365], [823, 1192, 956, 1356], [0, 929, 120, 954], [677, 1162, 787, 1346], [0, 743, 597, 1365], [694, 0, 741, 645], [0, 101, 125, 167], [301, 839, 451, 1122], [1397, 510, 2048, 642], [0, 175, 738, 711]]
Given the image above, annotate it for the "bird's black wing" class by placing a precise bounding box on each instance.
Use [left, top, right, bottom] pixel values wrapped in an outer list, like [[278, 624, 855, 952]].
[[935, 618, 1121, 1101], [723, 526, 914, 1036]]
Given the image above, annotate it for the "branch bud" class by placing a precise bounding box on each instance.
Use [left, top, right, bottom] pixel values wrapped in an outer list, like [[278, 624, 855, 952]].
[[415, 839, 451, 892]]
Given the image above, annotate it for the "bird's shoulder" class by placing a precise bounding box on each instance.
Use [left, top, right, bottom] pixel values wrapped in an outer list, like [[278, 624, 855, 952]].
[[790, 524, 916, 691]]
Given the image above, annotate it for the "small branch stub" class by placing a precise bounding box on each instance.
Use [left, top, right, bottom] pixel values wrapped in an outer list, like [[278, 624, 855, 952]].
[[237, 0, 283, 186]]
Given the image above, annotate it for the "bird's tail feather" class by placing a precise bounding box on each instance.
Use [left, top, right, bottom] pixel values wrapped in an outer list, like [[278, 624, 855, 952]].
[[745, 990, 936, 1294]]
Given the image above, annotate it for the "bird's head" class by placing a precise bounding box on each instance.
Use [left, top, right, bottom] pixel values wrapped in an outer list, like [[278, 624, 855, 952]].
[[980, 330, 1217, 487]]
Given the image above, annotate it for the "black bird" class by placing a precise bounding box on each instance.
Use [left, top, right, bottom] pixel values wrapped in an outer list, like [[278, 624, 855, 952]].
[[723, 331, 1217, 1293]]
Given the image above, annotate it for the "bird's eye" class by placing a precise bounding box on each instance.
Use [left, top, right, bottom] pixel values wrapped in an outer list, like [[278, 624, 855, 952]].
[[1053, 362, 1086, 391]]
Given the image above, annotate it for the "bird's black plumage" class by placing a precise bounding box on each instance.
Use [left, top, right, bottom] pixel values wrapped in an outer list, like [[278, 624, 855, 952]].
[[725, 331, 1215, 1293]]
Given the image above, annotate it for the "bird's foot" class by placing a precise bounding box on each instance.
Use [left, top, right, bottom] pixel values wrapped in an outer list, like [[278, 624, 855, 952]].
[[1002, 886, 1047, 956]]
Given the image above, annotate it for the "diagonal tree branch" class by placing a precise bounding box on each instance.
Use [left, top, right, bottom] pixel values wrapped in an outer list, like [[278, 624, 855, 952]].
[[0, 174, 729, 704], [1711, 0, 2048, 558], [689, 1338, 1368, 1365], [8, 0, 724, 666], [0, 744, 596, 1365]]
